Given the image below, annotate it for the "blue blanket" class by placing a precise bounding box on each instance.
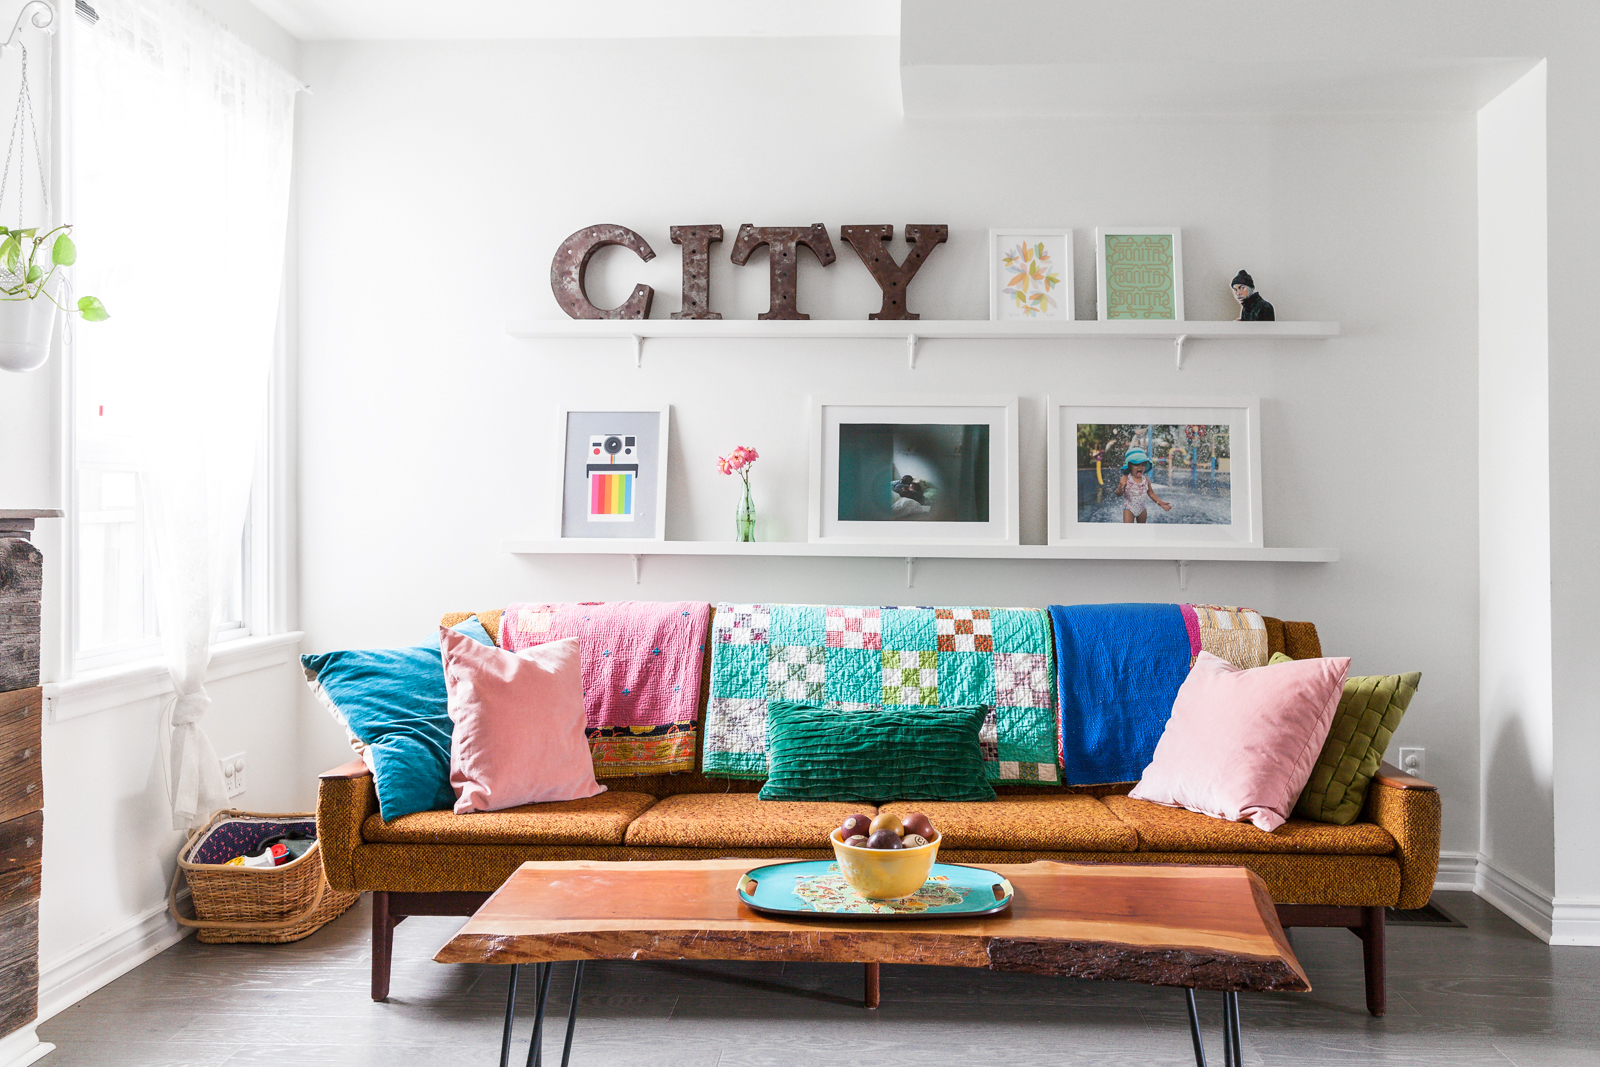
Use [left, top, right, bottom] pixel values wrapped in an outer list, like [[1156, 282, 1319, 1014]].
[[1048, 603, 1194, 784]]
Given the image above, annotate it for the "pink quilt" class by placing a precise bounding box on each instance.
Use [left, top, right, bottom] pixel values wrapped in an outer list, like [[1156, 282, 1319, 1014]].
[[499, 601, 710, 776]]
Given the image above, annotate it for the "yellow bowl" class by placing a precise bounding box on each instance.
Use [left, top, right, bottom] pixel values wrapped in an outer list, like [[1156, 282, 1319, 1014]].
[[830, 829, 940, 900]]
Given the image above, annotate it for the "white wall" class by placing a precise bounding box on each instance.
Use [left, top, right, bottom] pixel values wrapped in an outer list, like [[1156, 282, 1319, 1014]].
[[1477, 63, 1553, 910], [294, 37, 1483, 855]]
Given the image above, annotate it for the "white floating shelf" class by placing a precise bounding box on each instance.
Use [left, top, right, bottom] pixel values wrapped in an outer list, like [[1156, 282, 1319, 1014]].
[[505, 539, 1338, 588], [505, 318, 1340, 369]]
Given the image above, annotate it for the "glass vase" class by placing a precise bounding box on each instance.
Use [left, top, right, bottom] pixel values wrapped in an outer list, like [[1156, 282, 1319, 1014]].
[[735, 480, 756, 542]]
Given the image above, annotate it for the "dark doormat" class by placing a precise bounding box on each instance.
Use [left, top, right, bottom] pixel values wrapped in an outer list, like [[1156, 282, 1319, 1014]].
[[1386, 899, 1466, 928]]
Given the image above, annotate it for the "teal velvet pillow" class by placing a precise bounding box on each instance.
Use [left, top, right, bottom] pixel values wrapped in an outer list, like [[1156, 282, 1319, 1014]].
[[302, 615, 496, 821], [757, 702, 996, 804]]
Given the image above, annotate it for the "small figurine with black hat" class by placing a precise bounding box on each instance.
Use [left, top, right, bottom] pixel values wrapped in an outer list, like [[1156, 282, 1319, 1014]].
[[1231, 270, 1275, 321]]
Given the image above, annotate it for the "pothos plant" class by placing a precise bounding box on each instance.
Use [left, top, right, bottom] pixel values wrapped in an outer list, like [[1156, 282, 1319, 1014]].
[[0, 223, 108, 321]]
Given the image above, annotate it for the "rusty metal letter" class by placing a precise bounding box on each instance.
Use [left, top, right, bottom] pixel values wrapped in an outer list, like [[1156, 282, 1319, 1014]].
[[550, 225, 655, 319], [669, 225, 723, 320], [728, 224, 837, 320], [838, 224, 949, 321]]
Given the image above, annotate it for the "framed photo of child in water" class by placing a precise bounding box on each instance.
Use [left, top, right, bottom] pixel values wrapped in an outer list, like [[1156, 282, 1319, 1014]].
[[809, 396, 1020, 545], [1045, 396, 1262, 548]]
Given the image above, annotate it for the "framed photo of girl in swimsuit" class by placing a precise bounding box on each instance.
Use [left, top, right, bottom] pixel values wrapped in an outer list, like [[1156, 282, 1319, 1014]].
[[1046, 396, 1262, 548], [809, 396, 1020, 545]]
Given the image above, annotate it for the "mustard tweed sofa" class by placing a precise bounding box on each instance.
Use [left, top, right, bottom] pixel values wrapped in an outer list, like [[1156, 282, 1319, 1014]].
[[316, 610, 1440, 1017]]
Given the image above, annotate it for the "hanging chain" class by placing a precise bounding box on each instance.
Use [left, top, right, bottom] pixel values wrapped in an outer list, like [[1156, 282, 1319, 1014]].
[[0, 41, 49, 234]]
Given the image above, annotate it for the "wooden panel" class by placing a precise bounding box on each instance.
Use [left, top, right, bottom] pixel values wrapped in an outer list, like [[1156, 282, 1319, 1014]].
[[1374, 761, 1437, 791], [0, 898, 38, 1038], [0, 539, 42, 692], [436, 859, 1309, 994], [0, 690, 42, 823], [0, 811, 43, 910]]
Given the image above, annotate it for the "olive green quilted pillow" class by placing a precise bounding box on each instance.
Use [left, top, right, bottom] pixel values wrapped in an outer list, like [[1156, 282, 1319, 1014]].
[[758, 701, 996, 804], [1274, 652, 1422, 825]]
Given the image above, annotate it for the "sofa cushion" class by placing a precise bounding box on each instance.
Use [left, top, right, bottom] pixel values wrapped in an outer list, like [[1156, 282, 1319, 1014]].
[[758, 701, 995, 804], [1103, 795, 1396, 855], [877, 796, 1138, 852], [624, 793, 867, 849], [363, 792, 658, 846]]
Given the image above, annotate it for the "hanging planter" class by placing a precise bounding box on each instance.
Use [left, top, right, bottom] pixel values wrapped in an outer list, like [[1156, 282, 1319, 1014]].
[[0, 225, 107, 372], [0, 17, 109, 373]]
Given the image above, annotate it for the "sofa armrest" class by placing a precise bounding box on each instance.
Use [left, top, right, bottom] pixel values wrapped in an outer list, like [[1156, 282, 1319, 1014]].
[[317, 760, 377, 892], [1364, 761, 1442, 910]]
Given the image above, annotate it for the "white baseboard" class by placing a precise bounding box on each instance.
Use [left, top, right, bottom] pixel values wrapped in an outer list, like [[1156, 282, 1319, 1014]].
[[37, 894, 194, 1023], [0, 1028, 52, 1067], [1433, 851, 1478, 893], [1476, 855, 1555, 942], [1550, 898, 1600, 946]]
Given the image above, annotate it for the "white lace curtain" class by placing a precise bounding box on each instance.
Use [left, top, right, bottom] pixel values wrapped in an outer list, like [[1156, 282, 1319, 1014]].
[[74, 0, 298, 828]]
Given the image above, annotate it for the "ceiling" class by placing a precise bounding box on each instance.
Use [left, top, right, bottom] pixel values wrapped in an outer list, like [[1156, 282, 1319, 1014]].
[[245, 0, 900, 40]]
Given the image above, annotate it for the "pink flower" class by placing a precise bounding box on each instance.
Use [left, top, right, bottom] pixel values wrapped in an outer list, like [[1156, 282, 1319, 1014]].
[[718, 445, 759, 475]]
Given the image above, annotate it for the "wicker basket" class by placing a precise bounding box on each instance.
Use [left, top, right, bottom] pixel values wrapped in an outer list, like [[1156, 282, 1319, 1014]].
[[168, 809, 360, 944]]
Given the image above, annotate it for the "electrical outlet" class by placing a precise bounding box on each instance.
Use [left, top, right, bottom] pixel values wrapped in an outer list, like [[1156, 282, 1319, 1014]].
[[1397, 747, 1425, 778], [221, 752, 246, 798]]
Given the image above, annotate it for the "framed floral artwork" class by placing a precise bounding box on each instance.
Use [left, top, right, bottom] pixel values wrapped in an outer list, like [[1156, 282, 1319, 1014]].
[[989, 229, 1073, 321], [1095, 228, 1184, 320]]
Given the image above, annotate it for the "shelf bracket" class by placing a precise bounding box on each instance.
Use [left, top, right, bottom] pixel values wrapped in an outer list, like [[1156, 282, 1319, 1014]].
[[630, 554, 642, 584], [630, 334, 644, 369], [1177, 559, 1190, 592], [1174, 334, 1190, 370], [905, 556, 916, 588], [907, 333, 920, 370]]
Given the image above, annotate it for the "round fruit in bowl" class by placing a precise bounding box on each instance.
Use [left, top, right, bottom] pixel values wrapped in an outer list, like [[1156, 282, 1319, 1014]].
[[830, 812, 941, 900]]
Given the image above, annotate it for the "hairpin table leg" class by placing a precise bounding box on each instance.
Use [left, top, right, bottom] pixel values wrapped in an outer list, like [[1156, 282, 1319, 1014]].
[[1184, 987, 1207, 1067], [527, 962, 552, 1067], [499, 965, 519, 1067], [559, 961, 585, 1067], [1224, 991, 1242, 1067]]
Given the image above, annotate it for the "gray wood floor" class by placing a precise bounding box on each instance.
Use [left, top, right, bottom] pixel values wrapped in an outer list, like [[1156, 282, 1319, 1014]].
[[35, 891, 1600, 1066]]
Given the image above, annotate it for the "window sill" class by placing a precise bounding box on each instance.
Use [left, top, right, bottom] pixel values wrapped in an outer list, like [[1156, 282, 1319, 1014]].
[[44, 631, 305, 724]]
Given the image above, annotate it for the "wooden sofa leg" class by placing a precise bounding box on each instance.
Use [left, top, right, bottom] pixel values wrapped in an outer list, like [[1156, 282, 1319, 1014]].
[[372, 891, 402, 1002], [1360, 904, 1386, 1017], [863, 963, 880, 1009]]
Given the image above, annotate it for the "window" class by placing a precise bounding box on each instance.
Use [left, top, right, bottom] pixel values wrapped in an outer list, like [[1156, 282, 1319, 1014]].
[[67, 0, 295, 672]]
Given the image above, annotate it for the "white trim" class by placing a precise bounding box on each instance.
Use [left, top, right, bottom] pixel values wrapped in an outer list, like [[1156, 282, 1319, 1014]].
[[1551, 898, 1600, 946], [0, 1027, 53, 1067], [1433, 850, 1478, 893], [42, 631, 303, 723], [37, 893, 193, 1023], [1476, 854, 1554, 942]]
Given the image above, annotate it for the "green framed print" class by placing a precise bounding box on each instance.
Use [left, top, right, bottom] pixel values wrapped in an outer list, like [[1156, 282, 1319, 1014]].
[[1095, 228, 1183, 321]]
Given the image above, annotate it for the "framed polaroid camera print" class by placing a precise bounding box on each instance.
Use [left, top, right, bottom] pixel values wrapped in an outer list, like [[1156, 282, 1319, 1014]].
[[809, 396, 1020, 545], [1046, 396, 1261, 548], [1095, 228, 1183, 321], [558, 407, 669, 540]]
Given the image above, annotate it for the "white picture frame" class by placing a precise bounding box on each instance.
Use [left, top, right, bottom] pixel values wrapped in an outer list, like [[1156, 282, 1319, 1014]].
[[989, 228, 1074, 321], [809, 395, 1020, 545], [1095, 227, 1184, 321], [557, 406, 670, 540], [1046, 395, 1262, 548]]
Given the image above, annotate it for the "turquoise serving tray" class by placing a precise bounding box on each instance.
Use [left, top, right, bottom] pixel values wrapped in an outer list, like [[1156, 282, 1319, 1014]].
[[737, 860, 1014, 920]]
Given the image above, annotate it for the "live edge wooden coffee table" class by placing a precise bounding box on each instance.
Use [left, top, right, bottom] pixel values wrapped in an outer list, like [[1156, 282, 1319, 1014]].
[[437, 859, 1309, 1067]]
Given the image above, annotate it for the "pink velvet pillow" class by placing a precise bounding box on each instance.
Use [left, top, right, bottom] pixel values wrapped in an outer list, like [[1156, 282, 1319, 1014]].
[[440, 628, 605, 814], [1130, 651, 1350, 832]]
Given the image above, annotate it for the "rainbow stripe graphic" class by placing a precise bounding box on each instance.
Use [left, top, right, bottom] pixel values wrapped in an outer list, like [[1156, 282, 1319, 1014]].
[[587, 465, 637, 521]]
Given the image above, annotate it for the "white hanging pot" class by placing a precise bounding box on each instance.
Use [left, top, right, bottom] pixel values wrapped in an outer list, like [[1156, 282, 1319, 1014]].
[[0, 284, 59, 373]]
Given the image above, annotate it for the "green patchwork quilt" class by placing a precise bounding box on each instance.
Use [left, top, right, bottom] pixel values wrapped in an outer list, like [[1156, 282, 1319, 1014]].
[[704, 603, 1060, 783]]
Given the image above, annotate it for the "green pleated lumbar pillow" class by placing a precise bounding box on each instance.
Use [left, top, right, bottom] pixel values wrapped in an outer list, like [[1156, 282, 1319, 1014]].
[[757, 701, 996, 805], [1277, 652, 1422, 825]]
